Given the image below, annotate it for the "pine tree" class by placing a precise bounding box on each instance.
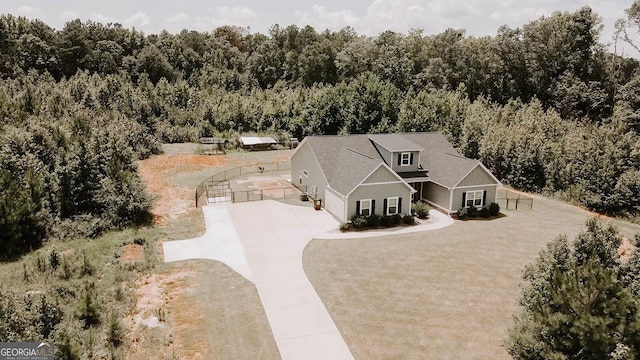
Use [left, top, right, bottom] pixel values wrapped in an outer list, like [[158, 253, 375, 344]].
[[507, 219, 640, 358]]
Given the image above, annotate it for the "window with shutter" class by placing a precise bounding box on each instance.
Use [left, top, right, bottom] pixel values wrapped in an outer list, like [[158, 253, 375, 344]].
[[387, 197, 399, 215], [400, 152, 411, 166], [359, 199, 372, 216], [465, 190, 484, 208]]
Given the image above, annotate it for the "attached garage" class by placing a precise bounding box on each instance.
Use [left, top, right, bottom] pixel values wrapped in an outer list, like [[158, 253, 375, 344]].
[[324, 188, 346, 222]]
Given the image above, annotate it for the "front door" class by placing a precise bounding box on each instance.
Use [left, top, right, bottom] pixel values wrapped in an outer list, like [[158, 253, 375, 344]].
[[412, 182, 423, 202]]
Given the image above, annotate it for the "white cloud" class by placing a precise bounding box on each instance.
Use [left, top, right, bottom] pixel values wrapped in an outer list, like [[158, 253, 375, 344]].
[[16, 5, 42, 18], [166, 13, 189, 23], [59, 11, 79, 22], [217, 6, 257, 24], [90, 13, 117, 24], [364, 0, 432, 34], [125, 12, 151, 28], [192, 6, 257, 31], [294, 5, 361, 31]]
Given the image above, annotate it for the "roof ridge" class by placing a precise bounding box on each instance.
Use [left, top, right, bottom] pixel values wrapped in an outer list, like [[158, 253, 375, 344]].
[[443, 152, 473, 160], [346, 147, 375, 160]]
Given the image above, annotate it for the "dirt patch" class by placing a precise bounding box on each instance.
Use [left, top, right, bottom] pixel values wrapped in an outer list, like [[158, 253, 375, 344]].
[[138, 154, 227, 225], [234, 174, 292, 190], [121, 244, 144, 263], [126, 270, 197, 359], [619, 237, 636, 261]]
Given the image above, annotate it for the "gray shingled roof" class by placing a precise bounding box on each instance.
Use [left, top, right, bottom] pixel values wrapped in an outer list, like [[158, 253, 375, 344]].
[[402, 133, 482, 188], [303, 132, 494, 194], [305, 135, 382, 196], [368, 134, 424, 152]]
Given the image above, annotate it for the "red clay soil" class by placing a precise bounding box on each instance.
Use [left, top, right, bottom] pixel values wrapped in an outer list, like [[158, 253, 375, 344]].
[[137, 155, 227, 225], [121, 244, 144, 263]]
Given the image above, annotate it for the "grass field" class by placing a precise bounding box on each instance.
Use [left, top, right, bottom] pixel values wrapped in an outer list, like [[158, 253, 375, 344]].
[[133, 146, 285, 360], [303, 193, 640, 359]]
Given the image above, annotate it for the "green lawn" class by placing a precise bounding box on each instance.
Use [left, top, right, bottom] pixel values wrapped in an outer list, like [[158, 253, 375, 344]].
[[303, 193, 640, 359]]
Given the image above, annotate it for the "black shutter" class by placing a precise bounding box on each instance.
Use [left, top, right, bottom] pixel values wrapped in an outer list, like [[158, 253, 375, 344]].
[[410, 153, 414, 165], [482, 191, 487, 207], [398, 198, 403, 214], [372, 200, 376, 215], [462, 192, 466, 208], [397, 153, 401, 166], [356, 200, 360, 215], [383, 198, 388, 216]]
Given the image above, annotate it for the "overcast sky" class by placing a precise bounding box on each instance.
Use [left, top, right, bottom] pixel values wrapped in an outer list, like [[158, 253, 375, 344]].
[[1, 0, 638, 55]]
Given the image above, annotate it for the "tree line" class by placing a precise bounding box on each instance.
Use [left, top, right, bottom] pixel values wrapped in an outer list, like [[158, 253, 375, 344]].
[[2, 5, 640, 256]]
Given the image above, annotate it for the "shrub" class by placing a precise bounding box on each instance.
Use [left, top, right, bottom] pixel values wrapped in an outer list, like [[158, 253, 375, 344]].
[[411, 201, 430, 219], [78, 282, 101, 328], [339, 223, 349, 232], [479, 207, 491, 218], [488, 202, 500, 217], [49, 249, 60, 271], [367, 214, 381, 227], [36, 294, 62, 338], [466, 206, 478, 218], [389, 214, 402, 226], [403, 214, 416, 225], [457, 208, 468, 220], [351, 215, 368, 229], [107, 311, 125, 348]]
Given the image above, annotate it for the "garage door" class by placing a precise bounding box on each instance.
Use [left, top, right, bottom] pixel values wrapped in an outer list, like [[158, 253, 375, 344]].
[[324, 189, 345, 222]]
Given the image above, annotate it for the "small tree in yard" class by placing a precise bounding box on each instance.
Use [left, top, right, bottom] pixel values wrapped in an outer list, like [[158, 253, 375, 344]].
[[506, 219, 640, 359]]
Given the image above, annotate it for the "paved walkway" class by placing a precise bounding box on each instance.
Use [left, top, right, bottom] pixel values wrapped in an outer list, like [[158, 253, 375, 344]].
[[163, 201, 454, 360]]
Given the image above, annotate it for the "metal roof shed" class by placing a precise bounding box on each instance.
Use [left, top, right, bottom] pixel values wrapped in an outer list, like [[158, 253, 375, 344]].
[[239, 136, 278, 150]]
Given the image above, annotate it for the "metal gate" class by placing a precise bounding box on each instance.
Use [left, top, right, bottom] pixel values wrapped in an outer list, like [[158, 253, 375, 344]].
[[206, 180, 232, 204]]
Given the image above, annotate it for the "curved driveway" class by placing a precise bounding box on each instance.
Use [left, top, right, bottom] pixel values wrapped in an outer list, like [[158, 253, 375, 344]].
[[163, 200, 454, 360]]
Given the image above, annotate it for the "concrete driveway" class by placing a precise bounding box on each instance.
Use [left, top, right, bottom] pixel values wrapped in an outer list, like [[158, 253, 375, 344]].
[[164, 200, 354, 360], [163, 201, 454, 360]]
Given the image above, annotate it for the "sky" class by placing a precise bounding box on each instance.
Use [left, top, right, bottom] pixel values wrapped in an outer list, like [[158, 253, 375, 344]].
[[1, 0, 638, 55]]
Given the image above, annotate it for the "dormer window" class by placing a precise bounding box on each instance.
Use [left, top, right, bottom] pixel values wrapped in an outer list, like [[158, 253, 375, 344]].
[[400, 152, 411, 166]]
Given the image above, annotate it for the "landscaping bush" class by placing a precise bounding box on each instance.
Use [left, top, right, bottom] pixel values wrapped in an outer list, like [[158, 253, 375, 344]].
[[479, 207, 491, 218], [411, 201, 430, 219], [457, 208, 468, 220], [367, 214, 381, 227], [403, 214, 416, 225], [466, 206, 478, 218], [488, 202, 500, 216], [351, 215, 368, 229], [389, 214, 402, 225]]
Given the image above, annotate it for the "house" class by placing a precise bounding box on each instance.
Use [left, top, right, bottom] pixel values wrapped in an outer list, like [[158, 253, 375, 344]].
[[290, 132, 501, 222]]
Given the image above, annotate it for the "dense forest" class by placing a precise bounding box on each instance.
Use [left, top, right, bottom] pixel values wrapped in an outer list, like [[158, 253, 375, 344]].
[[2, 5, 640, 256]]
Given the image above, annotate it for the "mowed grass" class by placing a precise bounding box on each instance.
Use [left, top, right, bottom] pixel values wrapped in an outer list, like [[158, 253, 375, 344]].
[[159, 260, 280, 360], [303, 193, 640, 359]]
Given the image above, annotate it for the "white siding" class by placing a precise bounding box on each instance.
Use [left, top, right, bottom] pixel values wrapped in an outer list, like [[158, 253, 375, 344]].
[[290, 141, 329, 198]]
